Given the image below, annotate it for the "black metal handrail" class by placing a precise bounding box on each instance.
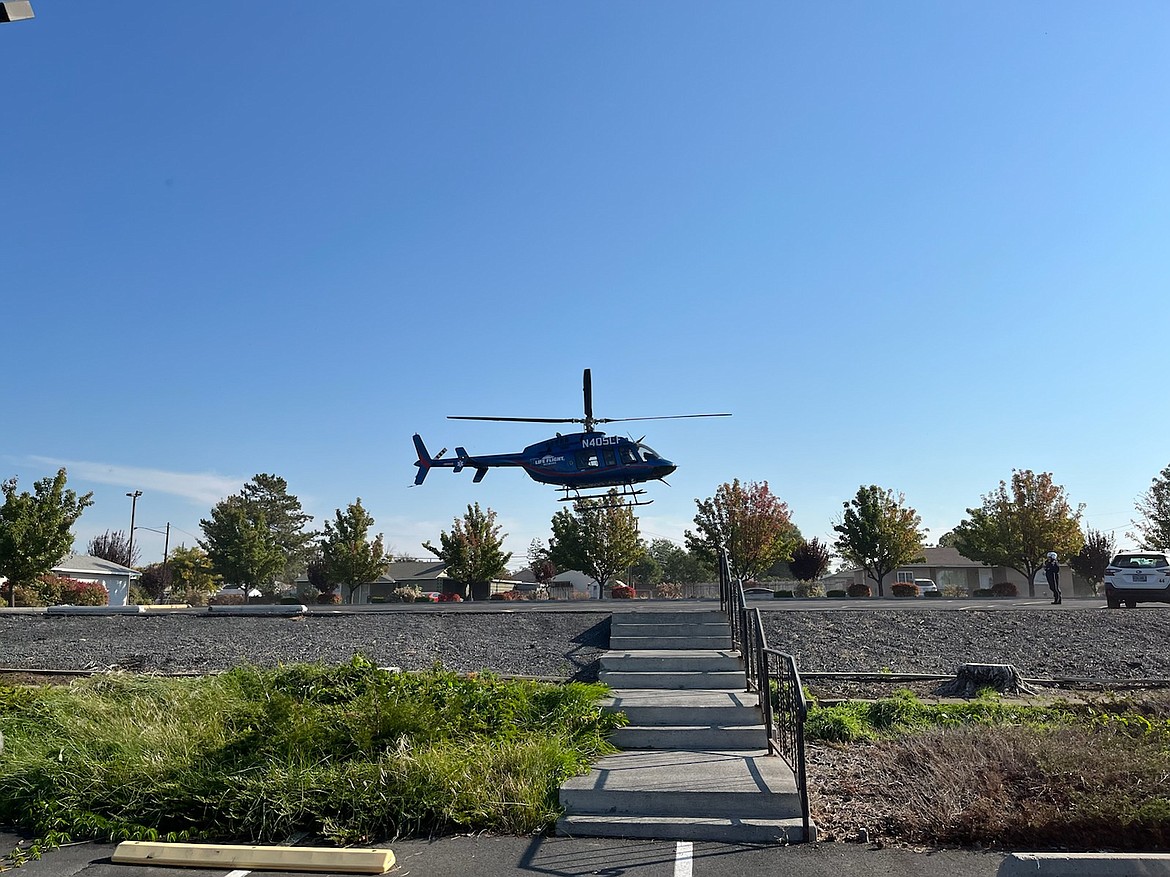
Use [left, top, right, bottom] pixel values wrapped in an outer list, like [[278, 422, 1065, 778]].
[[718, 550, 811, 841]]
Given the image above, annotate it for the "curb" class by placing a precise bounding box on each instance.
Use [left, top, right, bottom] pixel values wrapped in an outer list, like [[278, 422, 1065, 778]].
[[45, 605, 146, 615], [205, 604, 309, 616], [1000, 853, 1170, 876]]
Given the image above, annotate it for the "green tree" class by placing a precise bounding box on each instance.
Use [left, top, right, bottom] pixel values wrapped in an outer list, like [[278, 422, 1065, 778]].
[[548, 490, 641, 598], [685, 479, 801, 581], [321, 499, 390, 604], [239, 474, 315, 584], [1132, 464, 1170, 550], [834, 485, 926, 597], [951, 470, 1084, 598], [789, 537, 831, 583], [424, 503, 512, 599], [628, 548, 663, 588], [649, 538, 714, 584], [87, 529, 138, 568], [0, 469, 93, 607], [1069, 527, 1116, 597], [199, 496, 284, 599], [166, 545, 221, 601]]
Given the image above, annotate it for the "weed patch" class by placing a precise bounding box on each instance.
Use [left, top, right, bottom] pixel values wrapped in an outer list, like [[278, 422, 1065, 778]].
[[0, 656, 622, 853]]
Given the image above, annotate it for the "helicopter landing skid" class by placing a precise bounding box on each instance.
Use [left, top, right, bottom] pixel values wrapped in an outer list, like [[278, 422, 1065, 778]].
[[557, 485, 653, 507]]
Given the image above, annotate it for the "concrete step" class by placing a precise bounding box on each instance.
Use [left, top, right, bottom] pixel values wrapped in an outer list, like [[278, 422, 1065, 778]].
[[556, 814, 806, 844], [599, 670, 745, 690], [603, 689, 761, 725], [609, 610, 727, 625], [610, 622, 730, 638], [610, 725, 767, 750], [609, 636, 732, 650], [559, 749, 800, 819], [600, 650, 742, 673]]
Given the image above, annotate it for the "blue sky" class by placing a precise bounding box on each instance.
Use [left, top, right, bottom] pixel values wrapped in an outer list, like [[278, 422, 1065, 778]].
[[4, 3, 1169, 569]]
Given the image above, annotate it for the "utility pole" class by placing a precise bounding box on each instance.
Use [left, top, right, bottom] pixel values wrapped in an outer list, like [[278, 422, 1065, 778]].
[[126, 491, 142, 568]]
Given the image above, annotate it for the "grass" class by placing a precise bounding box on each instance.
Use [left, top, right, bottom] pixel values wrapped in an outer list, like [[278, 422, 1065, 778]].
[[806, 688, 1170, 849], [0, 656, 623, 855]]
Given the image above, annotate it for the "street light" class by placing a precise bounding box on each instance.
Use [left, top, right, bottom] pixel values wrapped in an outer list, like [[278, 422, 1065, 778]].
[[0, 2, 35, 22], [126, 491, 142, 568]]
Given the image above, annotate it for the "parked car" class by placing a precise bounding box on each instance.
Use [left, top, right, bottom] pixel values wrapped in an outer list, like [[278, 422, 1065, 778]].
[[1104, 552, 1170, 608], [914, 578, 939, 597]]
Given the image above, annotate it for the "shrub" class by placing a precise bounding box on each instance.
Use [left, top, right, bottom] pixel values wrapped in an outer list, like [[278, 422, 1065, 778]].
[[891, 582, 918, 598], [847, 583, 872, 598], [654, 582, 683, 600], [923, 590, 941, 599], [991, 581, 1019, 598], [490, 590, 524, 601], [315, 592, 342, 605], [794, 582, 823, 598], [774, 590, 794, 598], [610, 584, 636, 600], [391, 586, 420, 603], [59, 578, 108, 606], [972, 588, 994, 598], [826, 589, 847, 599], [182, 587, 209, 607], [0, 582, 48, 607], [437, 592, 463, 603]]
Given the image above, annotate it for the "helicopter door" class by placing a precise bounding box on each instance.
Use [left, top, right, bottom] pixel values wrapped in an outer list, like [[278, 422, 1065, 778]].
[[602, 449, 617, 468]]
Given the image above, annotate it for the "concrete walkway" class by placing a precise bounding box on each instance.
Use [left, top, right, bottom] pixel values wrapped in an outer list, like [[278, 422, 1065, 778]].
[[558, 608, 809, 843]]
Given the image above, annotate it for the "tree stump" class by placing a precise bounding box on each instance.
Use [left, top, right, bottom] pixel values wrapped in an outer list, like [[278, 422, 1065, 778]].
[[935, 663, 1037, 697]]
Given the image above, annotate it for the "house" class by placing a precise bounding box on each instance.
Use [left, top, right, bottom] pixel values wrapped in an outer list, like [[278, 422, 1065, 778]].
[[826, 546, 1091, 596], [296, 561, 525, 603], [52, 554, 139, 606]]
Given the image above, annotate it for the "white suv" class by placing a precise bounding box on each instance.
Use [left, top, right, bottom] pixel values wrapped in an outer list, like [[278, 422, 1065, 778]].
[[1104, 552, 1170, 609]]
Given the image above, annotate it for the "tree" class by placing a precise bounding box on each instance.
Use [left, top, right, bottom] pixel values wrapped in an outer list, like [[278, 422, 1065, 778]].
[[628, 549, 663, 588], [136, 563, 170, 603], [424, 503, 512, 599], [166, 545, 221, 601], [833, 485, 926, 597], [1132, 464, 1170, 550], [951, 470, 1084, 598], [649, 538, 714, 584], [199, 495, 284, 599], [527, 538, 556, 587], [306, 549, 335, 599], [789, 537, 831, 583], [685, 479, 801, 581], [239, 474, 315, 584], [548, 490, 642, 598], [0, 469, 93, 608], [88, 529, 138, 569], [320, 499, 390, 604], [1069, 528, 1116, 597]]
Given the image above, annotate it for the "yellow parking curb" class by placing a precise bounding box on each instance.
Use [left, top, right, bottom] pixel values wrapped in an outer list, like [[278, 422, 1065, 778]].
[[111, 841, 395, 874]]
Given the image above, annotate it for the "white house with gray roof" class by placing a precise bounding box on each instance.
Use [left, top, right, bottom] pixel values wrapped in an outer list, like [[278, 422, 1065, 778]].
[[51, 554, 139, 606]]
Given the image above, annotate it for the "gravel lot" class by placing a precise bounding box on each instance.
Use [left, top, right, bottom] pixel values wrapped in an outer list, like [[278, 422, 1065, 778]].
[[3, 604, 1170, 682]]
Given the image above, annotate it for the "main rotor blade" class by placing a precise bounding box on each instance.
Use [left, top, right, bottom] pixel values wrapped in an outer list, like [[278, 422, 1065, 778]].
[[448, 416, 584, 424], [583, 368, 593, 425], [595, 413, 732, 423]]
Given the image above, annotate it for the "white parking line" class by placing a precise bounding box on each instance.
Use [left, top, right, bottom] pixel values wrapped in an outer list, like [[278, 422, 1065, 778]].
[[224, 870, 251, 877], [674, 841, 693, 877]]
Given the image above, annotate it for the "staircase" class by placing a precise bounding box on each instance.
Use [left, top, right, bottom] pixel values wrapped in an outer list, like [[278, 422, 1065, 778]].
[[557, 608, 809, 843]]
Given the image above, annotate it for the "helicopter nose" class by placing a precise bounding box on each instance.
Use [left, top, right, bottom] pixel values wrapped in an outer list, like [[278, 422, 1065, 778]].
[[655, 461, 677, 479]]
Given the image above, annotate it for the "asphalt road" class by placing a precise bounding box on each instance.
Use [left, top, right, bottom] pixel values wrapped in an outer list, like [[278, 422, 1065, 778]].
[[1, 832, 1006, 877]]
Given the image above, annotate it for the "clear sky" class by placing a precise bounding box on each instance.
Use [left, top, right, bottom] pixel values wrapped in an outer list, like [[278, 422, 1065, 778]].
[[4, 2, 1169, 570]]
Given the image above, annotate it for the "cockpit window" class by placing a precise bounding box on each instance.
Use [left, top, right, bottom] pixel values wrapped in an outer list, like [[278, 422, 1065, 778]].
[[638, 444, 661, 461], [619, 446, 640, 465]]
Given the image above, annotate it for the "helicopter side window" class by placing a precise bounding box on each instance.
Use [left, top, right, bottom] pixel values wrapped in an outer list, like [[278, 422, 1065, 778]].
[[602, 449, 617, 467], [577, 451, 601, 469], [619, 447, 640, 465]]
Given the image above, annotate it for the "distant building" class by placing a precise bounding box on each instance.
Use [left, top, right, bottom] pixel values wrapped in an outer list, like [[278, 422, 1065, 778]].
[[52, 554, 139, 606]]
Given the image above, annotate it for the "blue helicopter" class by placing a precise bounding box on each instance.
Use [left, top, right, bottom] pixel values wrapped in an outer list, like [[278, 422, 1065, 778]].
[[412, 369, 729, 505]]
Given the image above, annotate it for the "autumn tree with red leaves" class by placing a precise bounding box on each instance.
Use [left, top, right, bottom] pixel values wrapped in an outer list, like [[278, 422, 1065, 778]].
[[685, 479, 801, 581]]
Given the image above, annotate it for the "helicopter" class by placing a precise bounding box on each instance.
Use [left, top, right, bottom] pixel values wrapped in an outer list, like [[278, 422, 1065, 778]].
[[412, 369, 729, 506]]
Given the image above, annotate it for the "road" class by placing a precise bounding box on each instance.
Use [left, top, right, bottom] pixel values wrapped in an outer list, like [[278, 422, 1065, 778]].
[[1, 832, 1006, 877]]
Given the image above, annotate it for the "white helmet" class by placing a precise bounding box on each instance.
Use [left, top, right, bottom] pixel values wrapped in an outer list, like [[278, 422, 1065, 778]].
[[1046, 552, 1058, 560]]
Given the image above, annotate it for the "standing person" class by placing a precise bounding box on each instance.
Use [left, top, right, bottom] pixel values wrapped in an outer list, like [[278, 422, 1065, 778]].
[[1044, 551, 1062, 604]]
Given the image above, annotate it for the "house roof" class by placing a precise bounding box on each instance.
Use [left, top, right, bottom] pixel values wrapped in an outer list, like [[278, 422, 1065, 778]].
[[905, 546, 991, 569], [380, 561, 448, 582], [549, 570, 595, 588], [53, 553, 139, 578]]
